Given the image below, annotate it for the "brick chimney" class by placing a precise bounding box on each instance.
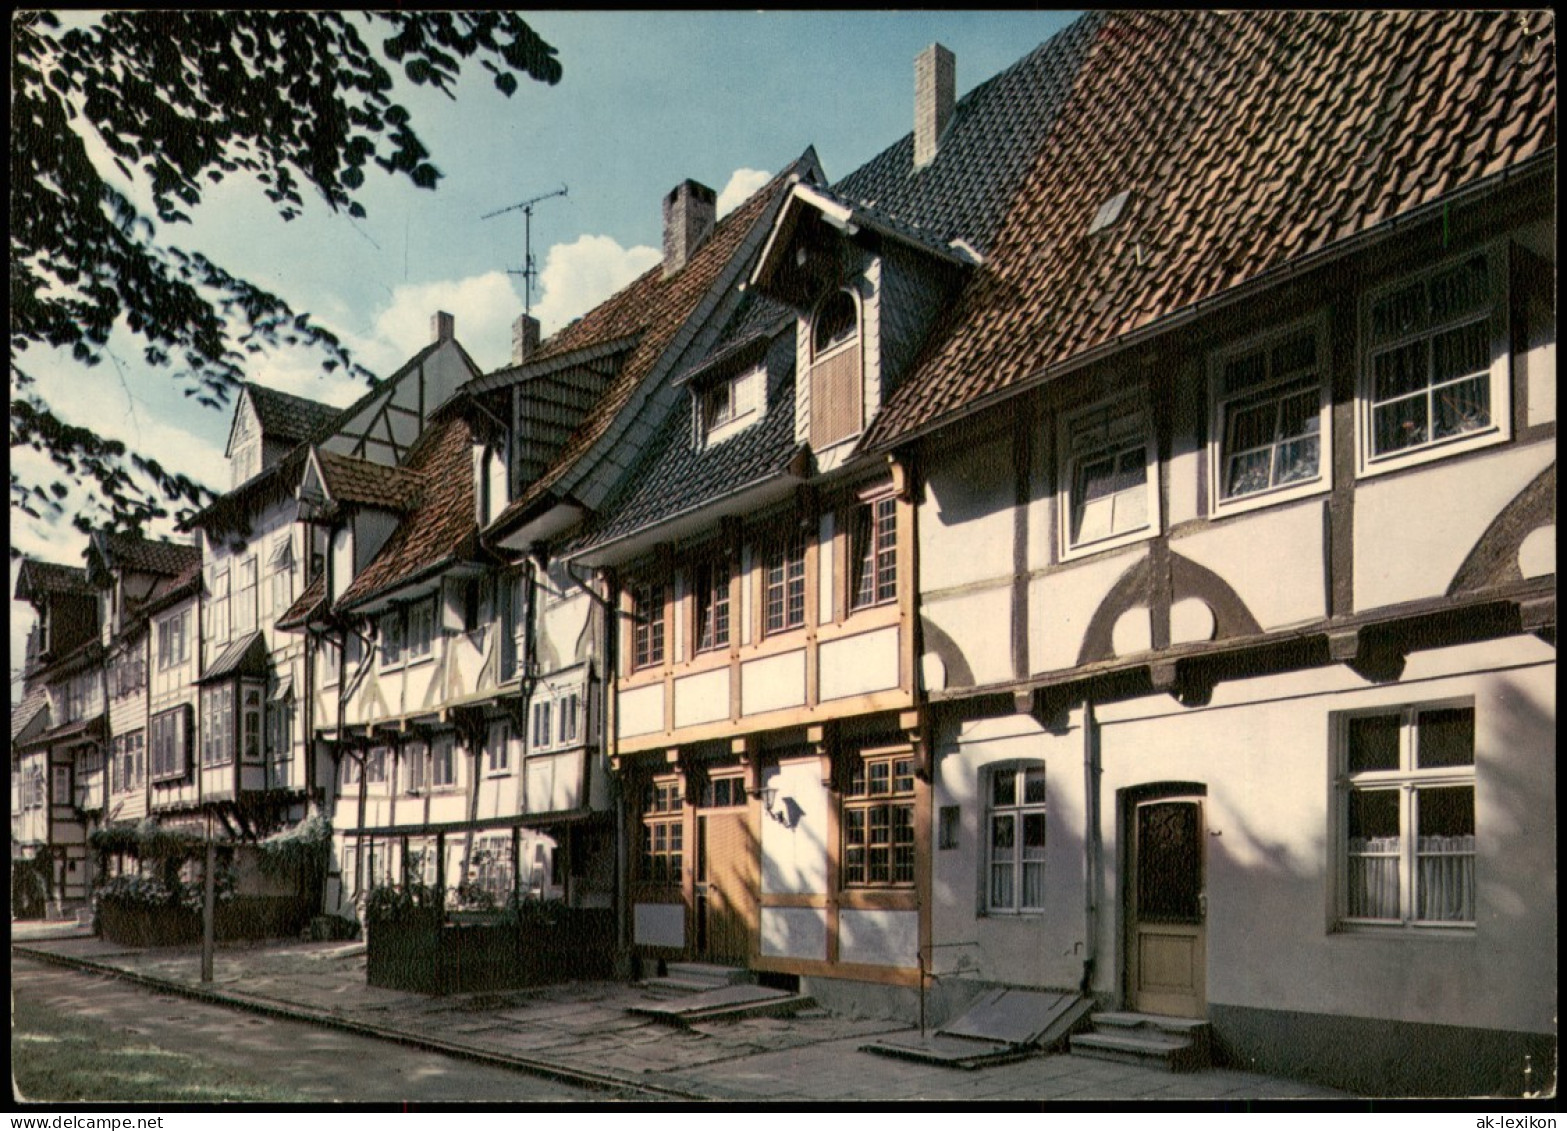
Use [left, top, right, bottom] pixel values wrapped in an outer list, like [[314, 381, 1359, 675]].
[[511, 313, 541, 366], [914, 44, 955, 170], [432, 310, 455, 343], [662, 180, 717, 278]]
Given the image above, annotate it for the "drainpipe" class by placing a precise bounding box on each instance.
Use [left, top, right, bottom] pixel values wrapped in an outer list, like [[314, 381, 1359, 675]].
[[1081, 697, 1101, 999]]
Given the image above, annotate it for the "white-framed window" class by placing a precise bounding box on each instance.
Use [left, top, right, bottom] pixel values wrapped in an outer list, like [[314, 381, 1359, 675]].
[[559, 693, 580, 746], [701, 365, 765, 446], [1359, 248, 1509, 475], [210, 566, 231, 644], [240, 683, 264, 763], [365, 745, 389, 786], [341, 753, 362, 788], [380, 610, 405, 668], [485, 720, 511, 775], [112, 731, 145, 794], [201, 684, 235, 767], [1335, 702, 1476, 928], [1059, 394, 1158, 560], [1210, 320, 1330, 514], [269, 535, 293, 614], [406, 598, 436, 661], [402, 739, 427, 794], [157, 610, 190, 670], [320, 638, 341, 685], [431, 734, 457, 789], [849, 494, 898, 611], [150, 707, 188, 780], [987, 763, 1047, 913], [532, 699, 553, 751], [235, 556, 258, 635], [265, 694, 293, 782]]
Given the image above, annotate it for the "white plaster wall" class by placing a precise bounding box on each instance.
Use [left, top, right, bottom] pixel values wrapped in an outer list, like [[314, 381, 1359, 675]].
[[618, 684, 665, 739], [819, 626, 900, 701], [931, 713, 1090, 990], [1355, 441, 1555, 610], [673, 668, 730, 728], [1030, 548, 1145, 674], [741, 650, 806, 717], [1524, 285, 1555, 427], [1092, 639, 1555, 1036], [1172, 498, 1327, 630], [524, 750, 583, 814], [634, 902, 685, 948], [922, 587, 1015, 689], [761, 906, 828, 960], [921, 438, 1015, 595], [760, 759, 829, 895], [839, 909, 919, 968]]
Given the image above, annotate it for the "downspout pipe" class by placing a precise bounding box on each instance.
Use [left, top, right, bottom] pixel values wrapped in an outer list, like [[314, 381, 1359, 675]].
[[1081, 697, 1101, 999]]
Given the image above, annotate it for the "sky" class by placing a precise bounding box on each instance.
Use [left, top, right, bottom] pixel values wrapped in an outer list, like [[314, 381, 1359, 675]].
[[10, 10, 1083, 701]]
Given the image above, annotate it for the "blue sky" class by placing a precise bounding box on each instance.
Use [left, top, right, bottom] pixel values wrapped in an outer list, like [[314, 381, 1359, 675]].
[[10, 10, 1082, 696]]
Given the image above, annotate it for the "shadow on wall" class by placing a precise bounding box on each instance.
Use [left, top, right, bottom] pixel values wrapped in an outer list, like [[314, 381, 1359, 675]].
[[1195, 672, 1556, 1097]]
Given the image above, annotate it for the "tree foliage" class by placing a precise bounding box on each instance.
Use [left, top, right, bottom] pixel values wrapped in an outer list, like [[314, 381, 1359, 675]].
[[10, 11, 561, 539]]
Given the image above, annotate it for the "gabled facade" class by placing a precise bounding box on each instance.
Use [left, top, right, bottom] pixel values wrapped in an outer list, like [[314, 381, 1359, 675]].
[[846, 10, 1554, 1095]]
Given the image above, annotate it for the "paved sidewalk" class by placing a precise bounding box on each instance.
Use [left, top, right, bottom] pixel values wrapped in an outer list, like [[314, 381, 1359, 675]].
[[11, 932, 1347, 1103]]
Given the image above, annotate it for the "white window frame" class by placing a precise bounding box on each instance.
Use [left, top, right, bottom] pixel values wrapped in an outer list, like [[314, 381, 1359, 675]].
[[406, 598, 436, 663], [532, 699, 554, 752], [379, 609, 405, 669], [485, 720, 511, 777], [559, 692, 580, 746], [235, 556, 258, 635], [1333, 700, 1477, 931], [1209, 317, 1332, 516], [401, 739, 427, 795], [431, 734, 457, 790], [210, 566, 231, 645], [986, 762, 1048, 914], [150, 707, 188, 781], [1357, 245, 1510, 477], [1058, 392, 1160, 561], [702, 364, 766, 447]]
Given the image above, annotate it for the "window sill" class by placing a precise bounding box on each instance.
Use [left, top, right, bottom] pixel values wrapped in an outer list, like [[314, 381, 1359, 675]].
[[1356, 423, 1509, 480], [1060, 524, 1157, 565], [404, 653, 436, 670], [485, 767, 513, 779], [1208, 476, 1329, 520], [1331, 921, 1476, 939]]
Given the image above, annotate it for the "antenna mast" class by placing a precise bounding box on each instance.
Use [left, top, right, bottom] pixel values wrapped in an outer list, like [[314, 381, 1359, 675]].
[[481, 184, 569, 317]]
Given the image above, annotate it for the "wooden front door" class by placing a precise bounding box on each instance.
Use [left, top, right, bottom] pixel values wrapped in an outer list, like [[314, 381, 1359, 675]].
[[696, 811, 753, 964], [1127, 795, 1206, 1018]]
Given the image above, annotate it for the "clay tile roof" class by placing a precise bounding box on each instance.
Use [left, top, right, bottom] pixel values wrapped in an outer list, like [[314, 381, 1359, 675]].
[[276, 573, 326, 630], [337, 414, 482, 610], [14, 559, 92, 600], [96, 531, 202, 578], [314, 449, 424, 512], [10, 684, 50, 743], [866, 9, 1557, 448], [493, 166, 800, 527], [245, 384, 342, 445]]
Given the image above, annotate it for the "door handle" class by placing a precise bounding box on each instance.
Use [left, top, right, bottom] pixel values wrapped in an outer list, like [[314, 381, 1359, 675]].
[[1197, 892, 1207, 920]]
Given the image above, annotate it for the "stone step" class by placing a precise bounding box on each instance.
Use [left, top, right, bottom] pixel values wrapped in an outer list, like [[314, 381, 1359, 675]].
[[663, 961, 751, 986], [1070, 1028, 1208, 1072], [1090, 1011, 1211, 1036]]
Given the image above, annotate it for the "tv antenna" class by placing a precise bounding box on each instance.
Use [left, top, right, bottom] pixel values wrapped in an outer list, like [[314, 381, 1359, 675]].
[[481, 184, 568, 317]]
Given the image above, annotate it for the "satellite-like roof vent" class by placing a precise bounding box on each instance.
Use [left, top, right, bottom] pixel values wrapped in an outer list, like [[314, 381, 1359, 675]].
[[1088, 190, 1131, 236]]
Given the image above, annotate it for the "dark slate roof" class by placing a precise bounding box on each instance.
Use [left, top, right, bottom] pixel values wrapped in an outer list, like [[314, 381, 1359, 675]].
[[567, 362, 804, 554], [246, 384, 342, 445], [829, 13, 1106, 257], [136, 561, 202, 622], [276, 573, 326, 630], [491, 161, 809, 529], [314, 449, 424, 512], [867, 9, 1558, 447], [337, 414, 484, 610], [16, 713, 105, 750], [14, 559, 92, 600], [200, 631, 268, 684]]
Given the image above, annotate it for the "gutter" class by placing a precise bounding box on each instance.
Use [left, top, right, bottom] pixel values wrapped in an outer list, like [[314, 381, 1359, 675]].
[[867, 151, 1556, 456]]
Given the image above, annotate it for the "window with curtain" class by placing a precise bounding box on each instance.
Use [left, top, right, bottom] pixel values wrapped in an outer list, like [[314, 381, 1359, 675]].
[[1339, 704, 1475, 926], [988, 763, 1047, 912]]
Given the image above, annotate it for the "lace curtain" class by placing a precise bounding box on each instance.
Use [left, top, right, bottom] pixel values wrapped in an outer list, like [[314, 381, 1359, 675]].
[[1348, 835, 1474, 921]]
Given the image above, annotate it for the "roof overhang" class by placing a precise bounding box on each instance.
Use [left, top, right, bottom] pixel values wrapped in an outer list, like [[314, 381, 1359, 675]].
[[198, 631, 269, 684], [488, 498, 588, 554]]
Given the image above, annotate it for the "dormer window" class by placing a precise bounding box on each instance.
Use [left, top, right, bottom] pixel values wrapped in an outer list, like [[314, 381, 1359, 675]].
[[701, 365, 765, 446], [809, 289, 864, 450]]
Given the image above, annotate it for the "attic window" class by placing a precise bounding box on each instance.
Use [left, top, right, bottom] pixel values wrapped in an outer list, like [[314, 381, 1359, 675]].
[[702, 365, 765, 446], [813, 291, 859, 356], [809, 290, 864, 450], [1088, 191, 1131, 236]]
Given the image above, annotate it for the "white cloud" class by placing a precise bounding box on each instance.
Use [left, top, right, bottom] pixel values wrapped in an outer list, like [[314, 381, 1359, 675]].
[[353, 272, 528, 376], [530, 235, 661, 339], [717, 168, 771, 218]]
